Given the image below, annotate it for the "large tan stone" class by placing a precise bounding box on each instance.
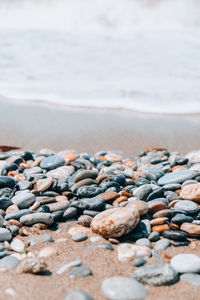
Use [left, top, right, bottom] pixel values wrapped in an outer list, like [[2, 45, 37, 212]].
[[91, 207, 139, 238], [180, 183, 200, 202]]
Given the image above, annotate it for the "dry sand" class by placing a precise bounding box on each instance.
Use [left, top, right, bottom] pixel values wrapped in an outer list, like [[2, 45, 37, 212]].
[[0, 96, 200, 300]]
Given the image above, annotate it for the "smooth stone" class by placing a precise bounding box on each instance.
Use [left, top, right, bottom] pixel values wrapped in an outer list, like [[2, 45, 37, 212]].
[[78, 215, 93, 227], [158, 170, 196, 185], [20, 213, 54, 226], [34, 177, 53, 192], [0, 214, 3, 227], [56, 260, 82, 275], [47, 166, 74, 179], [133, 184, 152, 201], [135, 238, 152, 248], [180, 183, 200, 203], [80, 196, 105, 211], [143, 167, 164, 180], [63, 207, 78, 220], [102, 276, 148, 300], [74, 170, 98, 183], [16, 257, 47, 274], [171, 241, 189, 247], [90, 236, 101, 243], [83, 210, 99, 217], [163, 183, 181, 191], [152, 224, 170, 233], [180, 223, 200, 237], [150, 217, 168, 226], [151, 249, 161, 261], [76, 186, 103, 198], [68, 266, 93, 278], [146, 187, 164, 201], [148, 232, 160, 242], [153, 209, 172, 219], [0, 228, 12, 242], [133, 263, 178, 286], [12, 192, 36, 209], [0, 197, 12, 210], [42, 233, 53, 243], [0, 176, 16, 188], [65, 290, 94, 300], [117, 243, 151, 262], [127, 200, 148, 216], [182, 180, 198, 188], [10, 238, 25, 252], [171, 214, 193, 225], [0, 255, 19, 270], [162, 230, 188, 241], [171, 254, 200, 273], [180, 273, 200, 286], [68, 225, 90, 236], [38, 246, 57, 258], [45, 200, 70, 212], [71, 179, 97, 193], [5, 209, 33, 221], [40, 155, 65, 171], [82, 244, 113, 251], [154, 238, 171, 251], [174, 200, 199, 214], [72, 233, 88, 242], [91, 207, 139, 238], [131, 257, 147, 267]]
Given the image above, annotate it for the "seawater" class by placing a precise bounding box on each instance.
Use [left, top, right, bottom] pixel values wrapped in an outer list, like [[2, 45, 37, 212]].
[[0, 0, 200, 114]]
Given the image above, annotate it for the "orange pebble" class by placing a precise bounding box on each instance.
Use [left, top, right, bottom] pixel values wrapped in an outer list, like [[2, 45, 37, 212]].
[[8, 170, 18, 177], [152, 224, 170, 232], [6, 204, 19, 214], [119, 191, 133, 197], [113, 196, 128, 205], [64, 153, 76, 162]]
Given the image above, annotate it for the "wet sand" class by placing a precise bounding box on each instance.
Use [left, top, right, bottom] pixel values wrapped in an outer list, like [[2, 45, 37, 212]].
[[0, 96, 200, 300]]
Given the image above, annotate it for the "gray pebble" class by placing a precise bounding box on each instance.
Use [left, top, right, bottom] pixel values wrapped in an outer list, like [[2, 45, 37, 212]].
[[42, 233, 53, 243], [72, 233, 88, 242], [174, 200, 199, 214], [82, 244, 113, 251], [56, 259, 82, 275], [148, 232, 160, 242], [154, 238, 171, 251], [158, 170, 197, 185], [20, 212, 54, 226], [0, 228, 12, 242], [180, 273, 200, 286], [65, 290, 94, 300], [12, 192, 36, 209], [5, 209, 33, 221], [131, 257, 147, 267], [0, 255, 19, 270], [171, 254, 200, 273], [136, 238, 152, 248], [68, 266, 93, 278], [40, 155, 65, 171]]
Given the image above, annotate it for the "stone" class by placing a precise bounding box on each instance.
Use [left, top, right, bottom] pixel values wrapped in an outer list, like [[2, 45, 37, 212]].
[[180, 273, 200, 286], [74, 170, 98, 183], [158, 170, 196, 185], [68, 266, 93, 278], [135, 238, 152, 248], [0, 228, 12, 242], [16, 257, 47, 274], [65, 290, 94, 300], [91, 207, 140, 238], [72, 233, 88, 242], [102, 276, 148, 300], [133, 184, 152, 201], [56, 260, 82, 275], [180, 223, 200, 237], [12, 192, 36, 209], [47, 166, 74, 179], [10, 238, 25, 253], [174, 200, 199, 214], [63, 207, 78, 220], [143, 167, 164, 181], [0, 256, 19, 270], [82, 244, 113, 251], [34, 177, 53, 192], [150, 217, 168, 226], [45, 199, 70, 212], [154, 238, 171, 251], [171, 214, 193, 225], [20, 213, 54, 226], [40, 155, 65, 171], [133, 263, 178, 286], [78, 215, 93, 227], [152, 224, 170, 233], [79, 196, 105, 211], [5, 209, 32, 221], [42, 233, 53, 243], [0, 176, 16, 188], [162, 230, 188, 241], [76, 186, 103, 198], [148, 232, 160, 242], [171, 254, 200, 273], [127, 200, 148, 216], [0, 197, 12, 210], [180, 183, 200, 203], [68, 225, 90, 236], [131, 257, 147, 267], [38, 246, 58, 258], [117, 243, 151, 262]]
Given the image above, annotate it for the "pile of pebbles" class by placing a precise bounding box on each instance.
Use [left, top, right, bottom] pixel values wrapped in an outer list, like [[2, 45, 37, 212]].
[[0, 147, 200, 299]]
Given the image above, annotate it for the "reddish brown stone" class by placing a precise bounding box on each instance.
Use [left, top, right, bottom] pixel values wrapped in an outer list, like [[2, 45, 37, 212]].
[[152, 224, 170, 232], [149, 202, 167, 214], [180, 183, 200, 203], [150, 217, 168, 226], [98, 192, 118, 201], [180, 222, 200, 237], [112, 196, 128, 205]]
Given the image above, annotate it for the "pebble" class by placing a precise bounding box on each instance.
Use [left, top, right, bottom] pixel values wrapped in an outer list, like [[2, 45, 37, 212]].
[[38, 246, 58, 258], [180, 183, 200, 202], [171, 214, 193, 225], [174, 200, 199, 214], [4, 288, 16, 297], [65, 290, 94, 300], [117, 243, 151, 262], [91, 207, 139, 238], [135, 238, 152, 248], [40, 155, 65, 171], [102, 276, 148, 300], [56, 259, 82, 275], [0, 176, 16, 188], [154, 238, 171, 251], [0, 197, 12, 210], [0, 255, 19, 270], [133, 263, 178, 285], [34, 177, 53, 192], [133, 184, 152, 201], [74, 170, 98, 183], [10, 238, 25, 252], [78, 215, 93, 227], [72, 233, 88, 242], [68, 266, 93, 278], [148, 232, 160, 242], [5, 209, 33, 221], [158, 170, 196, 185], [180, 273, 200, 286], [83, 243, 114, 251], [47, 165, 74, 179], [20, 213, 54, 226], [12, 192, 36, 209], [127, 200, 148, 216], [180, 222, 200, 237], [16, 257, 47, 274], [0, 228, 12, 242], [171, 254, 200, 273], [162, 230, 188, 241], [131, 257, 147, 267]]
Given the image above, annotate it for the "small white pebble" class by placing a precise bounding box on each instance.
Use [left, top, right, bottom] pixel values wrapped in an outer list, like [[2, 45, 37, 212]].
[[90, 236, 101, 242], [5, 288, 16, 297]]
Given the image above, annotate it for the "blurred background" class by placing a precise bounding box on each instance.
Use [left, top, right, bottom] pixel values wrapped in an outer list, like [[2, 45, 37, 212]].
[[0, 0, 200, 114]]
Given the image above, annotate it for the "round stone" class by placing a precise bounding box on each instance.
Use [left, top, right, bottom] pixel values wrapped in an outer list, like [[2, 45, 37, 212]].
[[133, 263, 178, 286], [0, 256, 19, 270], [171, 214, 193, 225], [65, 290, 94, 300], [47, 166, 74, 179], [68, 266, 93, 278], [0, 197, 12, 210], [72, 233, 88, 242], [34, 177, 53, 192], [12, 192, 36, 209], [154, 238, 171, 251], [91, 207, 140, 238], [117, 243, 151, 262], [180, 273, 200, 286], [158, 170, 196, 185], [174, 200, 199, 214], [10, 238, 25, 252], [131, 257, 147, 267], [171, 254, 200, 273], [38, 246, 58, 258], [127, 200, 148, 216], [162, 230, 188, 241], [0, 228, 12, 242], [0, 176, 16, 188], [40, 155, 65, 171], [102, 276, 148, 300]]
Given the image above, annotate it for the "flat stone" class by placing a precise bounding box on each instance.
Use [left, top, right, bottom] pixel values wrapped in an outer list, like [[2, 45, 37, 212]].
[[131, 257, 147, 267], [12, 192, 36, 209], [63, 207, 78, 220], [47, 166, 74, 179], [65, 290, 94, 300], [16, 257, 47, 274], [45, 200, 70, 212], [0, 176, 16, 188], [174, 200, 199, 214], [148, 232, 160, 242], [133, 184, 152, 201], [154, 238, 171, 251], [135, 238, 152, 248], [5, 209, 33, 221], [171, 254, 200, 273], [79, 196, 105, 211], [10, 238, 25, 253], [0, 228, 12, 242], [127, 200, 148, 216], [0, 256, 19, 270], [180, 223, 200, 237], [20, 213, 54, 226], [76, 186, 103, 198], [91, 207, 139, 238], [68, 266, 93, 278], [171, 214, 193, 225], [68, 225, 90, 236], [150, 217, 168, 226], [180, 273, 200, 286], [82, 244, 113, 251], [117, 243, 151, 262], [72, 233, 88, 242], [0, 197, 12, 210], [40, 155, 65, 171], [102, 276, 148, 300], [143, 167, 164, 181], [158, 170, 196, 186], [74, 170, 98, 183], [180, 183, 200, 203], [57, 260, 82, 275], [162, 230, 188, 241], [34, 177, 53, 192], [38, 246, 57, 258], [133, 263, 178, 286]]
